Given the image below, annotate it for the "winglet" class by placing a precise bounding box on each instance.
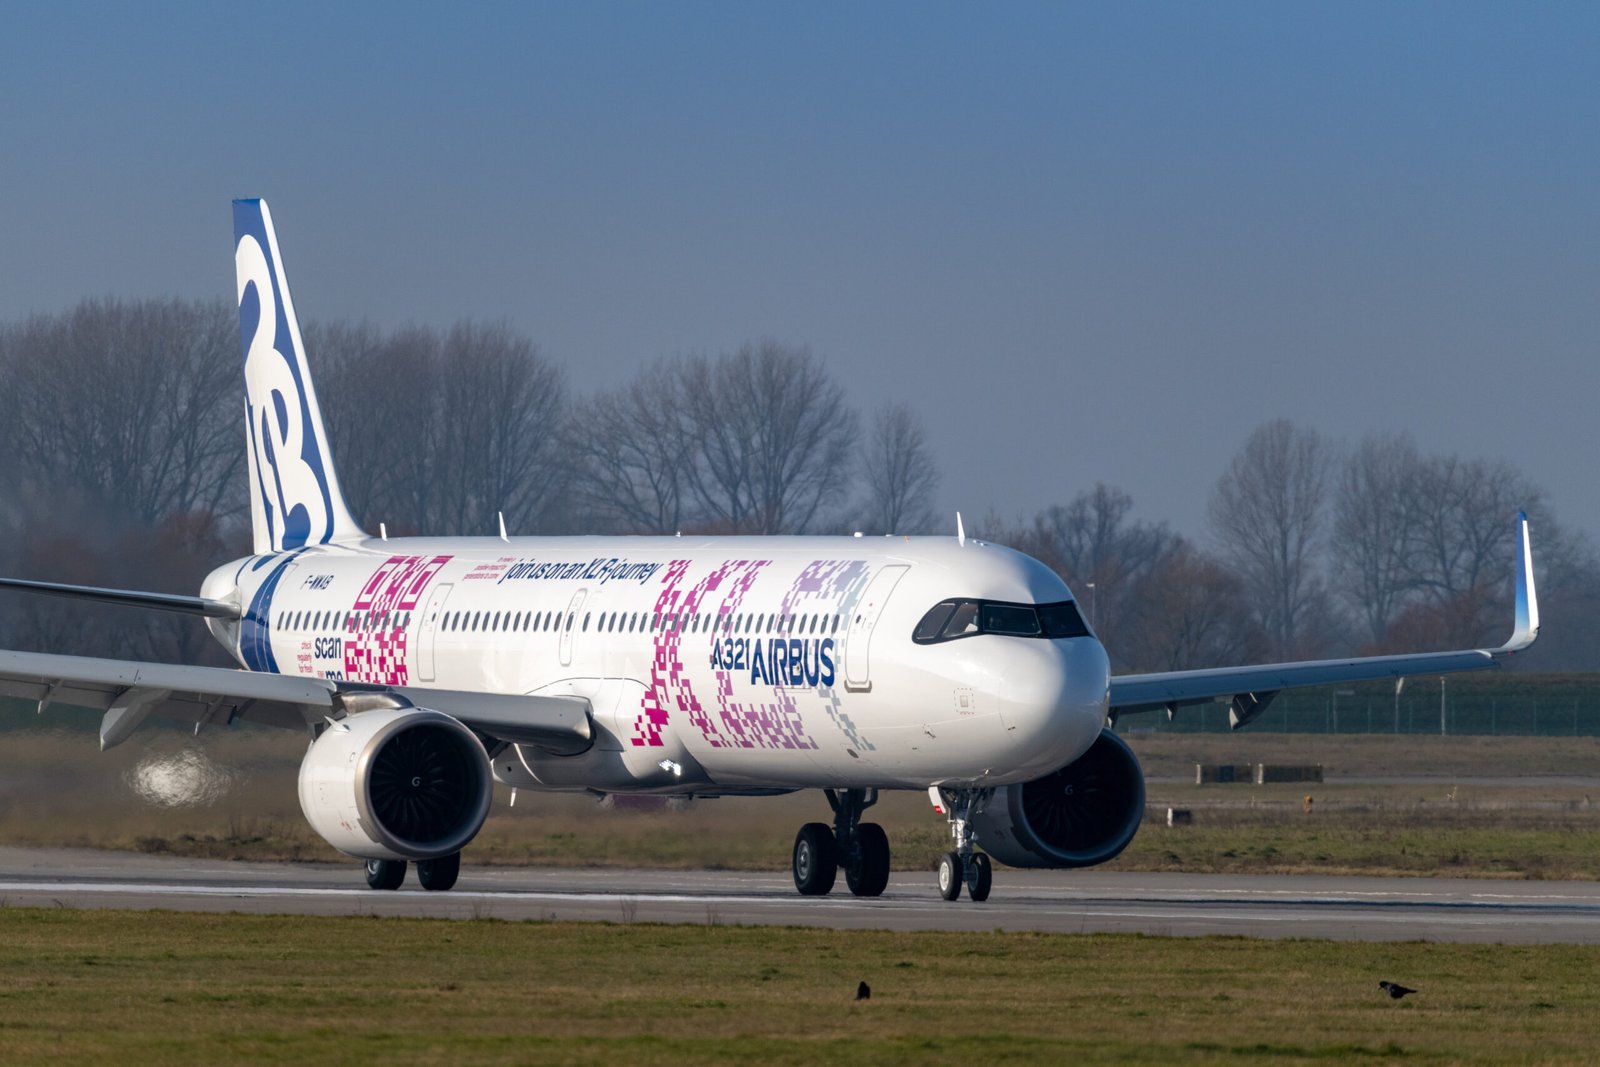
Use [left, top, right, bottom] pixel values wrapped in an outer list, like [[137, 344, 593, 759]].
[[1501, 510, 1539, 653]]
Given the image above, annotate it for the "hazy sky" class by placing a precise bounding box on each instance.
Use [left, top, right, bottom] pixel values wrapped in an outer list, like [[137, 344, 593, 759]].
[[3, 3, 1596, 543]]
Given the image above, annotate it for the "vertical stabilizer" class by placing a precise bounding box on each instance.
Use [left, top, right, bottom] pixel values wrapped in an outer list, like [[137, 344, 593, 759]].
[[233, 199, 366, 554]]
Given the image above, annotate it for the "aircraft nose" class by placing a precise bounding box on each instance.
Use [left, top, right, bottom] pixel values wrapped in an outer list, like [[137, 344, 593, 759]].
[[994, 636, 1110, 780]]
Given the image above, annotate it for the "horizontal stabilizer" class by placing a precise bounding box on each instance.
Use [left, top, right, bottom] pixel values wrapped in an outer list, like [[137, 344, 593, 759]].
[[0, 577, 239, 619]]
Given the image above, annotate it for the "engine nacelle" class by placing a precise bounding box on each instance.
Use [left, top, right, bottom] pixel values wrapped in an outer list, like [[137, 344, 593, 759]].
[[972, 727, 1145, 869], [298, 708, 493, 861]]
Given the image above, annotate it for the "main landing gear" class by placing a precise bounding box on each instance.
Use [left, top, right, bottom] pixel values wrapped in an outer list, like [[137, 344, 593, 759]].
[[932, 787, 994, 903], [792, 788, 891, 897], [363, 852, 462, 892]]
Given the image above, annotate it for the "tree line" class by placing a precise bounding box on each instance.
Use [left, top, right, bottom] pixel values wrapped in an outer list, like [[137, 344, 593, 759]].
[[0, 297, 1594, 672]]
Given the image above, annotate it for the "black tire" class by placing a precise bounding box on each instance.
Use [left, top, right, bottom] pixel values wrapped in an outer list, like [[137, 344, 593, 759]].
[[937, 851, 963, 901], [416, 851, 461, 892], [793, 822, 838, 896], [365, 858, 406, 891], [966, 852, 993, 902], [845, 822, 891, 898]]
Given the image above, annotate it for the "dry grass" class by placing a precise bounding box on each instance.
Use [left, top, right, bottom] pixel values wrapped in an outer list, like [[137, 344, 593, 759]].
[[1, 908, 1598, 1064], [3, 718, 1599, 878]]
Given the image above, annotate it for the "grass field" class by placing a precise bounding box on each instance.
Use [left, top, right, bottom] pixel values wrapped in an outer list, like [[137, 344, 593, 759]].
[[3, 718, 1600, 879], [0, 908, 1596, 1064]]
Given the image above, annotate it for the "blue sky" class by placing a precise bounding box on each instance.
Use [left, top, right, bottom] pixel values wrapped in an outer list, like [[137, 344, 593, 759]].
[[3, 2, 1597, 541]]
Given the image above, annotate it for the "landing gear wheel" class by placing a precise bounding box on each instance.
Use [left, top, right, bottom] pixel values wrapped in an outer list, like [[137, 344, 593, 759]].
[[937, 851, 963, 901], [793, 822, 838, 896], [416, 852, 461, 892], [965, 853, 993, 902], [845, 822, 891, 898], [365, 859, 406, 891]]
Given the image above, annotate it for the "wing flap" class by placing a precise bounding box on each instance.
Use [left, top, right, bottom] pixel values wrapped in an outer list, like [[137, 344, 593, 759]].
[[0, 648, 593, 754], [0, 649, 334, 741], [337, 682, 594, 755]]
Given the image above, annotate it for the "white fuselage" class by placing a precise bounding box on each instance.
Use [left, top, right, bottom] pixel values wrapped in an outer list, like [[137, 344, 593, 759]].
[[203, 534, 1110, 794]]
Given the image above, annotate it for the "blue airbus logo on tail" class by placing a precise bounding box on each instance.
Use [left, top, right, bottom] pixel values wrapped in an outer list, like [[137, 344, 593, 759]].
[[233, 199, 356, 554]]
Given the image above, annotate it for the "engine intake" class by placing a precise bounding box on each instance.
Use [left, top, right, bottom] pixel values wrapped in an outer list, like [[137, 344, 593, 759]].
[[299, 708, 492, 861], [972, 727, 1145, 869]]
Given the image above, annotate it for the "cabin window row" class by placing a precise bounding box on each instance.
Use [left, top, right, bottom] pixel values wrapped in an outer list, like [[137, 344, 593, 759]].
[[439, 609, 845, 636], [275, 607, 847, 636], [276, 610, 412, 631]]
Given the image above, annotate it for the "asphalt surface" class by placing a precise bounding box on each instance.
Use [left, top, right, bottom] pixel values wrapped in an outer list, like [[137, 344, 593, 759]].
[[3, 846, 1599, 943]]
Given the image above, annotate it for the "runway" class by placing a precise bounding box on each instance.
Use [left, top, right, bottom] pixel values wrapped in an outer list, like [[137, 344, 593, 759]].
[[4, 847, 1599, 943]]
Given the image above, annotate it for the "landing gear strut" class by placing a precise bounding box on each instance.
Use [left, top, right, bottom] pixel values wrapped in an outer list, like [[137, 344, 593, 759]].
[[791, 788, 891, 898], [932, 787, 994, 902]]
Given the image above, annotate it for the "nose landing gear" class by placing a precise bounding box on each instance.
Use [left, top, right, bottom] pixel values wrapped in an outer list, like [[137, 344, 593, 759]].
[[932, 786, 994, 902], [790, 788, 891, 897]]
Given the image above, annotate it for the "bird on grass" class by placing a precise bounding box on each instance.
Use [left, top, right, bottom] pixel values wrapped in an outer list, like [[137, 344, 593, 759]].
[[1379, 981, 1417, 1000], [855, 981, 871, 1001]]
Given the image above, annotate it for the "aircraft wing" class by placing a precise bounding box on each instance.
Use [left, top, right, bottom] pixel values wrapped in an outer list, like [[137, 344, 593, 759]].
[[0, 649, 591, 754], [1108, 513, 1539, 728]]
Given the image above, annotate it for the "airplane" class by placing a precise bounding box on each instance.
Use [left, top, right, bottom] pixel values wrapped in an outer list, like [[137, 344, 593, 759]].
[[0, 199, 1540, 902]]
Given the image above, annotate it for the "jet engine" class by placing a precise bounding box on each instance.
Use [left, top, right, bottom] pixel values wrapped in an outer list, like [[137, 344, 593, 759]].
[[298, 707, 493, 861], [972, 727, 1145, 868]]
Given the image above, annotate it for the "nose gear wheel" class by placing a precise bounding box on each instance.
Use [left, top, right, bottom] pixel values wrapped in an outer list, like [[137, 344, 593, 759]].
[[932, 786, 995, 902]]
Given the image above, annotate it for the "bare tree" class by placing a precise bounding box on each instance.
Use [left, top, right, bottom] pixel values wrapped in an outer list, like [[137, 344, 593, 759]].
[[436, 321, 567, 535], [1005, 483, 1181, 659], [314, 320, 567, 536], [1330, 432, 1422, 647], [858, 402, 939, 534], [1120, 544, 1265, 671], [0, 298, 244, 527], [681, 340, 857, 534], [1210, 419, 1331, 659], [305, 320, 432, 531], [566, 362, 693, 534], [1401, 455, 1544, 646]]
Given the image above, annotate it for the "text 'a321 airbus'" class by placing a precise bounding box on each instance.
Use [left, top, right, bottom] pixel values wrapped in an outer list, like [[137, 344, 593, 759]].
[[0, 200, 1541, 901]]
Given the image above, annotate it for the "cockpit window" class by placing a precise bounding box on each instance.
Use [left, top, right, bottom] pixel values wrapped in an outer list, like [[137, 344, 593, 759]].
[[981, 602, 1041, 637], [1038, 601, 1091, 639], [941, 601, 981, 639], [912, 599, 1090, 644], [913, 601, 954, 642]]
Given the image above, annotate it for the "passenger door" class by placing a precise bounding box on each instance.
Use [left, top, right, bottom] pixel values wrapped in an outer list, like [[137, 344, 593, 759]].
[[415, 582, 453, 683], [843, 565, 908, 692], [558, 588, 587, 668]]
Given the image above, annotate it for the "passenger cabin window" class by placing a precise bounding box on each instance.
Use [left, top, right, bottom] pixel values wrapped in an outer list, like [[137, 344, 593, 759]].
[[912, 599, 1090, 644]]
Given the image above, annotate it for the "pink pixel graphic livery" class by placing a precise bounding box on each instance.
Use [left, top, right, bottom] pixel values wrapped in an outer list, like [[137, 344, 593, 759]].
[[343, 554, 452, 685], [632, 558, 872, 753]]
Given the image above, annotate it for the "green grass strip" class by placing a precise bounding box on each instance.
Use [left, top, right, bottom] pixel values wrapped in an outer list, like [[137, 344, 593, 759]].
[[0, 909, 1596, 1064]]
